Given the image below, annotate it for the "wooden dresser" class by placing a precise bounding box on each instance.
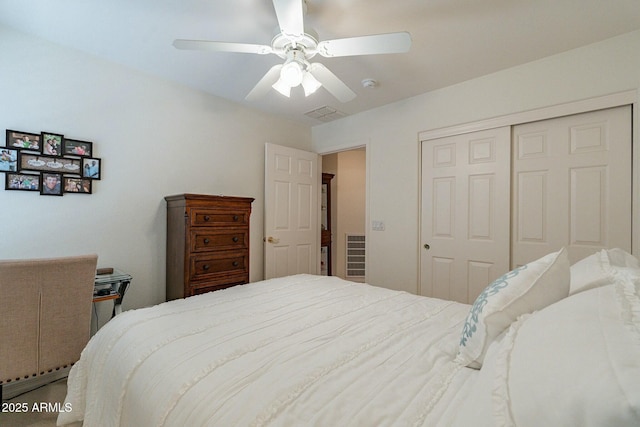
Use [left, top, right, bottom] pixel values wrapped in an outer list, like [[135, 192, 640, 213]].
[[165, 194, 254, 300]]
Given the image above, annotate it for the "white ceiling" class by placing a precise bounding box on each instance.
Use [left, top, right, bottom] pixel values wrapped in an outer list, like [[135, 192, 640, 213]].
[[1, 0, 640, 125]]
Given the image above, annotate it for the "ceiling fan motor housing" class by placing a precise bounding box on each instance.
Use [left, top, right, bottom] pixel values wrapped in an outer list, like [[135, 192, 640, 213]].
[[271, 29, 319, 59]]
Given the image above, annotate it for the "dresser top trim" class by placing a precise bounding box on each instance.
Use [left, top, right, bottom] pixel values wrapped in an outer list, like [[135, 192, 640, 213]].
[[165, 194, 255, 204]]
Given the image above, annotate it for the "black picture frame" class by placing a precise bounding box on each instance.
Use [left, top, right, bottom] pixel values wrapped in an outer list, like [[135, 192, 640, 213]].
[[82, 157, 101, 180], [0, 148, 19, 172], [5, 172, 40, 191], [3, 128, 102, 196], [63, 177, 92, 194], [19, 153, 82, 174], [40, 172, 63, 196], [63, 139, 93, 157], [41, 132, 64, 156], [6, 130, 41, 152]]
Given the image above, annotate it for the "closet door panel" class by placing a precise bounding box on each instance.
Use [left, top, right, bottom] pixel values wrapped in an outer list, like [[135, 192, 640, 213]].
[[512, 105, 631, 266], [516, 171, 547, 244], [570, 166, 606, 246]]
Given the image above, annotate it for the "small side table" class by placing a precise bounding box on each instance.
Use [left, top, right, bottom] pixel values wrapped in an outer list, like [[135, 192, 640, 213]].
[[93, 269, 132, 319]]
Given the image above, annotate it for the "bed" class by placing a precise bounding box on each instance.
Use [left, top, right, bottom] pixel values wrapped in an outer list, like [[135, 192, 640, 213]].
[[58, 248, 640, 426]]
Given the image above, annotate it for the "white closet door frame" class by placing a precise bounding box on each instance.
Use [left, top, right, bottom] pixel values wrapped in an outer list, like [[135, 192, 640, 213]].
[[417, 90, 639, 294]]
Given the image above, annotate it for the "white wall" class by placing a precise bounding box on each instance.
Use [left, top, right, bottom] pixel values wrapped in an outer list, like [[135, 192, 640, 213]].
[[312, 30, 640, 294], [0, 25, 312, 309]]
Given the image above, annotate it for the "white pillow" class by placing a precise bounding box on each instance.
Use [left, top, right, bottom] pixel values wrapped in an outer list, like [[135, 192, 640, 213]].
[[457, 248, 569, 368], [607, 247, 640, 269], [507, 280, 640, 426], [570, 248, 640, 295]]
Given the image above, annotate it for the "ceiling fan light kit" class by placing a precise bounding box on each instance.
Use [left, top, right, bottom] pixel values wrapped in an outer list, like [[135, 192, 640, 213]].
[[301, 72, 322, 96], [272, 76, 292, 97], [271, 47, 323, 98], [275, 49, 305, 90], [173, 0, 411, 103]]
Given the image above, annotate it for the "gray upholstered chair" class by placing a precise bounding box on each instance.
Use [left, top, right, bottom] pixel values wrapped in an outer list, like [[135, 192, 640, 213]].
[[0, 254, 98, 399]]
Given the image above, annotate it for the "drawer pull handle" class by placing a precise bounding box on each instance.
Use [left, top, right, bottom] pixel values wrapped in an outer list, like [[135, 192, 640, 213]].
[[232, 261, 239, 267], [233, 215, 239, 221], [204, 215, 211, 222], [202, 264, 210, 271], [232, 236, 239, 243], [204, 238, 210, 244]]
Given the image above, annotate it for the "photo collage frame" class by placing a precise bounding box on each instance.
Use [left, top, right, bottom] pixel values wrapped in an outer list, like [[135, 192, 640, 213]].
[[2, 130, 102, 196]]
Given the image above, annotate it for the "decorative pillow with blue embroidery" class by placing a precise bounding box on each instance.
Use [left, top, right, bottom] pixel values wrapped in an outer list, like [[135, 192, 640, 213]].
[[457, 248, 570, 369]]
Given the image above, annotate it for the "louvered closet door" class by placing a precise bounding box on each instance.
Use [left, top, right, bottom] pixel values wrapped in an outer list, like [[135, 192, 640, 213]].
[[420, 127, 511, 303], [512, 105, 632, 266]]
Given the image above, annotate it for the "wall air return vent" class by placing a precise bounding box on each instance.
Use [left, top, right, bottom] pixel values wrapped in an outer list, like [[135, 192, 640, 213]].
[[345, 234, 365, 279]]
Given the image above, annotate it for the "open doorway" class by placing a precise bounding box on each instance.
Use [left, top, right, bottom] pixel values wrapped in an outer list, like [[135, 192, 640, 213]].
[[321, 147, 367, 282]]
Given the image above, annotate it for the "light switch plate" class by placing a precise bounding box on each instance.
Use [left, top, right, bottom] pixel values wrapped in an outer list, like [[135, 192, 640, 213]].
[[372, 220, 385, 231]]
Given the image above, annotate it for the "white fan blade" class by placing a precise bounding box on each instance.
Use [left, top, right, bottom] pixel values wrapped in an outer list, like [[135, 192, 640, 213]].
[[308, 63, 356, 103], [246, 65, 283, 101], [173, 39, 272, 55], [317, 32, 411, 57], [272, 0, 304, 38]]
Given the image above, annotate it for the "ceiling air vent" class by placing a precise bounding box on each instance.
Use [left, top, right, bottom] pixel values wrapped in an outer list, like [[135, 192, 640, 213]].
[[305, 106, 347, 122]]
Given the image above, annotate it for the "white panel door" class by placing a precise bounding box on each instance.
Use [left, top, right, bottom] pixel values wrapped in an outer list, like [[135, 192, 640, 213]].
[[264, 143, 320, 279], [420, 127, 511, 303], [512, 106, 631, 266]]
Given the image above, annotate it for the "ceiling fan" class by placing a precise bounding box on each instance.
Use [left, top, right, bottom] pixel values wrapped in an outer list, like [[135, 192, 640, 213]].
[[173, 0, 411, 103]]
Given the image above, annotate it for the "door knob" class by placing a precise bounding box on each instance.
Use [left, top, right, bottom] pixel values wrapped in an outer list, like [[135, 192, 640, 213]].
[[267, 236, 280, 244], [423, 243, 430, 250]]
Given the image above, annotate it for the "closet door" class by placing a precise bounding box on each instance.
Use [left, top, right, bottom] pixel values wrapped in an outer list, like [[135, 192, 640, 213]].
[[512, 106, 631, 266], [420, 127, 511, 303]]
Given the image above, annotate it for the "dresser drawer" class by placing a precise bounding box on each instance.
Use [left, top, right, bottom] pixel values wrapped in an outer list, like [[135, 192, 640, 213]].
[[189, 251, 248, 282], [189, 208, 249, 227], [190, 230, 248, 252]]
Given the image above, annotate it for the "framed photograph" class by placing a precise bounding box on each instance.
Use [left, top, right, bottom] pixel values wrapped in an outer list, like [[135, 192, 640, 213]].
[[63, 139, 93, 157], [6, 130, 41, 152], [19, 153, 81, 174], [41, 132, 64, 156], [40, 172, 63, 196], [5, 172, 40, 191], [0, 148, 19, 172], [82, 157, 101, 180], [63, 177, 92, 194]]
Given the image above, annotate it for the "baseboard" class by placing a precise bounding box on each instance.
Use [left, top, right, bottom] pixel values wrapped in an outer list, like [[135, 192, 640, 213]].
[[1, 367, 70, 400]]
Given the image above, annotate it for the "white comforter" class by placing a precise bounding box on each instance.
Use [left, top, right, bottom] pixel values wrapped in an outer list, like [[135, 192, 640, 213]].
[[58, 275, 477, 427]]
